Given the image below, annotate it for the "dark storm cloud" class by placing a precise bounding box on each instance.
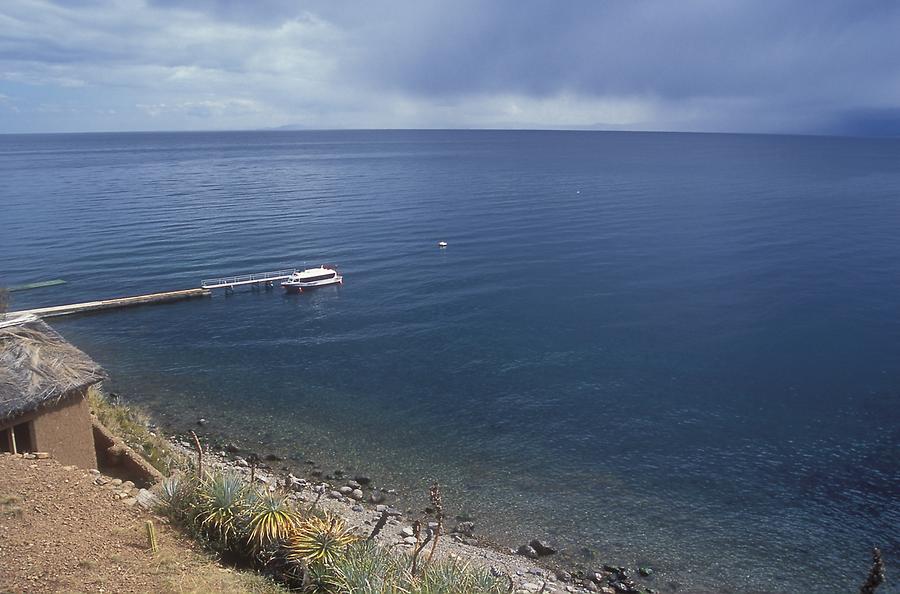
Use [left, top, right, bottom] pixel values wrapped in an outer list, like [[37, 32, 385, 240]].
[[3, 0, 900, 133], [340, 1, 900, 102]]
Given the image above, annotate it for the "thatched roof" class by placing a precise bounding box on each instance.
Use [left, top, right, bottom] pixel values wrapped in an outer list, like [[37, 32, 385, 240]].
[[0, 317, 106, 422]]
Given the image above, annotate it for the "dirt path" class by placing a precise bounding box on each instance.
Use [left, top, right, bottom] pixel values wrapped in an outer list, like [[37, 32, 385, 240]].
[[0, 453, 281, 594]]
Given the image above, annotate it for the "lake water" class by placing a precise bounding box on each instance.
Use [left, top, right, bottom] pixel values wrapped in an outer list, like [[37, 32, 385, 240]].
[[1, 130, 898, 593]]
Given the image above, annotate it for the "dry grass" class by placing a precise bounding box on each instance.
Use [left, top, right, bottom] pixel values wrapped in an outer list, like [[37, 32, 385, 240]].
[[88, 386, 184, 474], [152, 547, 287, 594]]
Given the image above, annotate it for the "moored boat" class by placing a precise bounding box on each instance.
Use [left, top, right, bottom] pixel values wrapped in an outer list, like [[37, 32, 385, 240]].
[[281, 266, 342, 293]]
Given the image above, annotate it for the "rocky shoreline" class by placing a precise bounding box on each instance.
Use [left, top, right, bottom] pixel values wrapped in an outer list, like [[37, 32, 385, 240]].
[[164, 427, 662, 594]]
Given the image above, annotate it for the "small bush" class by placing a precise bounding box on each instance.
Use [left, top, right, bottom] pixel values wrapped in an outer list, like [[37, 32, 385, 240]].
[[195, 470, 249, 547], [284, 513, 358, 567], [247, 490, 302, 554], [334, 540, 508, 594], [414, 557, 508, 594], [157, 475, 199, 524], [300, 562, 349, 594], [156, 467, 507, 593]]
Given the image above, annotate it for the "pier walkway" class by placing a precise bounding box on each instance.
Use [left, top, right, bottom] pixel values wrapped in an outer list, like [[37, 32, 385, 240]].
[[7, 288, 210, 319], [201, 269, 295, 290], [4, 267, 301, 321]]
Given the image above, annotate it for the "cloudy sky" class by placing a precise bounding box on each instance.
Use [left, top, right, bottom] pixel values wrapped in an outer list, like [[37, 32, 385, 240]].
[[1, 0, 899, 134]]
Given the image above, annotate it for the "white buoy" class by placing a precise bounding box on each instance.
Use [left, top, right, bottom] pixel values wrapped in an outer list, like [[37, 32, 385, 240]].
[[438, 241, 448, 248]]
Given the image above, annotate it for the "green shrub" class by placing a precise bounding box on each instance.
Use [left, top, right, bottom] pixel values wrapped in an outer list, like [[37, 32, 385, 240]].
[[333, 541, 405, 594], [195, 470, 250, 547], [300, 562, 349, 594], [413, 557, 508, 594], [284, 513, 358, 567], [247, 490, 302, 554], [157, 474, 199, 524], [155, 467, 508, 594], [333, 541, 508, 594]]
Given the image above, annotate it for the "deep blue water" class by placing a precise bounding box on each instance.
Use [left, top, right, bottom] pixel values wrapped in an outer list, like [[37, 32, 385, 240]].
[[1, 130, 898, 593]]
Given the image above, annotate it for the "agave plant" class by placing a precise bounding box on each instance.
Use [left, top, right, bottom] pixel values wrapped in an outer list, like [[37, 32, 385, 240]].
[[301, 562, 349, 594], [413, 557, 508, 594], [247, 490, 302, 552], [194, 470, 248, 545], [334, 541, 404, 593], [156, 474, 197, 521], [285, 513, 358, 567]]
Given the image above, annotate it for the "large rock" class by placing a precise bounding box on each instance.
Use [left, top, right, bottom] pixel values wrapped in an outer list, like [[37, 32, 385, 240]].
[[529, 539, 557, 556], [287, 474, 305, 491], [452, 521, 475, 536], [517, 544, 539, 559], [136, 488, 160, 510]]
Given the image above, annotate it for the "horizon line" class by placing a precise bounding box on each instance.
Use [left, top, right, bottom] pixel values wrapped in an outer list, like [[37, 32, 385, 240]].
[[1, 127, 898, 141]]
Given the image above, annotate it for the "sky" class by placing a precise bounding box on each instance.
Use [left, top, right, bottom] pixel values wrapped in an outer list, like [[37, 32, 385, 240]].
[[1, 0, 899, 135]]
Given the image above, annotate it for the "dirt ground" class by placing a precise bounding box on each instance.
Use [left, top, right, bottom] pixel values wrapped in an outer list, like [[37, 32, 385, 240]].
[[0, 453, 282, 594]]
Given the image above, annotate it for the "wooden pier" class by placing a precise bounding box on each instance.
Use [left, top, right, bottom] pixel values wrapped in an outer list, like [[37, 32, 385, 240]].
[[201, 269, 295, 291], [8, 288, 210, 319], [4, 267, 303, 322]]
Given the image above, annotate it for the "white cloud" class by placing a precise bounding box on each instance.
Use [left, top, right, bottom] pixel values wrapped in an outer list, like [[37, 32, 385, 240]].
[[137, 98, 264, 119]]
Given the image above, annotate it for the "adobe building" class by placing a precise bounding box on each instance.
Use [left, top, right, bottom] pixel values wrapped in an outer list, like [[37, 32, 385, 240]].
[[0, 316, 106, 468]]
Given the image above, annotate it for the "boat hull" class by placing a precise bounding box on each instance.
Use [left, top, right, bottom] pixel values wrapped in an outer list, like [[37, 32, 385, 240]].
[[282, 275, 342, 293]]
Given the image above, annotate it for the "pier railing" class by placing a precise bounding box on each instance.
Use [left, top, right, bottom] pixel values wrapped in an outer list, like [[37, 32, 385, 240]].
[[201, 269, 297, 290]]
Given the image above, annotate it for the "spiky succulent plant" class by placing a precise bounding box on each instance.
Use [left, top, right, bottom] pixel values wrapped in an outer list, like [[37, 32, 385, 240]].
[[156, 474, 198, 521], [301, 562, 349, 594], [285, 513, 358, 566], [194, 470, 248, 545], [246, 490, 302, 552]]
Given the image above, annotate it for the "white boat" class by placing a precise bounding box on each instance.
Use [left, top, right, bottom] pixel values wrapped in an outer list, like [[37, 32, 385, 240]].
[[281, 266, 342, 293]]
